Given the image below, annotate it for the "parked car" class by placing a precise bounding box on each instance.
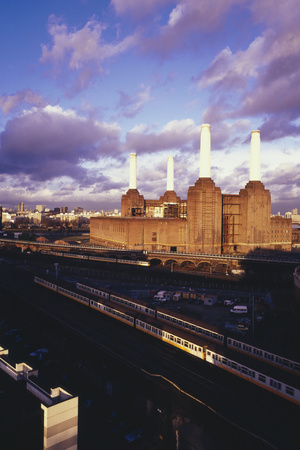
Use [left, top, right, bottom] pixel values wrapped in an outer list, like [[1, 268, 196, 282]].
[[238, 318, 251, 325], [224, 299, 234, 306]]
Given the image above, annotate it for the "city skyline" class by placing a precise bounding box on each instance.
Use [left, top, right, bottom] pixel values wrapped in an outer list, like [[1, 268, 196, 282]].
[[1, 0, 299, 213]]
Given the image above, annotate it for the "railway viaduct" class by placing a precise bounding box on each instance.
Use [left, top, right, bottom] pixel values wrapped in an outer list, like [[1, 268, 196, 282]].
[[1, 238, 299, 275], [144, 251, 241, 274], [0, 238, 245, 274]]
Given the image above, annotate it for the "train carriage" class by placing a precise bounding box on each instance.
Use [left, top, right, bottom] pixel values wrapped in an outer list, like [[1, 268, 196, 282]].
[[156, 307, 225, 345], [33, 275, 300, 405], [227, 337, 300, 375], [34, 276, 58, 292], [110, 293, 156, 318], [77, 282, 156, 318], [76, 282, 110, 300], [135, 318, 206, 360], [57, 286, 90, 307], [101, 303, 135, 327], [206, 348, 300, 405]]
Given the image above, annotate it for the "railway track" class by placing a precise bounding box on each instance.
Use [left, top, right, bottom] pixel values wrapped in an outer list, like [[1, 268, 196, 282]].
[[1, 265, 299, 449]]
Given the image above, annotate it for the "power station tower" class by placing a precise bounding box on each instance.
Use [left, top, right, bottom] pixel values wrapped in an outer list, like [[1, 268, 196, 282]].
[[238, 130, 271, 251], [187, 124, 222, 254], [121, 153, 145, 216]]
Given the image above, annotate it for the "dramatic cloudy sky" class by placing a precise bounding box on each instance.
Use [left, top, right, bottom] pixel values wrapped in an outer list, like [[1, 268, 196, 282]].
[[0, 0, 299, 213]]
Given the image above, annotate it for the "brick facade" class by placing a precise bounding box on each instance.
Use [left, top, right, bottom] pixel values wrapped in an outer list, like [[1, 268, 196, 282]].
[[91, 179, 292, 254]]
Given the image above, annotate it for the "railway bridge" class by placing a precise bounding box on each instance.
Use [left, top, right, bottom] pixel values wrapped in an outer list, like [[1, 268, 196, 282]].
[[145, 251, 242, 274], [1, 238, 299, 274]]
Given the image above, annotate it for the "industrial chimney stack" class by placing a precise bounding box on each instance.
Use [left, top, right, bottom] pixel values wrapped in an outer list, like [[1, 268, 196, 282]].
[[121, 152, 144, 216], [199, 124, 211, 178], [250, 130, 260, 181], [129, 153, 137, 189], [167, 156, 174, 191]]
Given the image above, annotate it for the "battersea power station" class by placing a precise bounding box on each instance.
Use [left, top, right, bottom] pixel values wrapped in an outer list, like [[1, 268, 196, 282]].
[[90, 124, 292, 255]]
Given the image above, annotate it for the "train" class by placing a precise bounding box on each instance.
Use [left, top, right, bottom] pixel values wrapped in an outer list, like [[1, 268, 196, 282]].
[[33, 276, 300, 405], [40, 250, 150, 266], [76, 282, 300, 376]]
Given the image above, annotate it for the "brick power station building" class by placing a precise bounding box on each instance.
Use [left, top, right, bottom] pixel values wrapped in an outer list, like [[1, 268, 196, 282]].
[[90, 125, 292, 254]]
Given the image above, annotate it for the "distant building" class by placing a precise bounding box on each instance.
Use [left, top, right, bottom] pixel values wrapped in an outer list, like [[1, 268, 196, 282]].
[[36, 204, 45, 213], [270, 216, 292, 249], [90, 125, 292, 254], [61, 206, 68, 214], [74, 207, 84, 215], [18, 202, 24, 213]]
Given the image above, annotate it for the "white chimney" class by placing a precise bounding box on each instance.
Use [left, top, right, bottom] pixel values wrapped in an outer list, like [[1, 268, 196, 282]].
[[167, 156, 174, 191], [129, 153, 137, 189], [199, 124, 211, 178], [250, 130, 260, 181]]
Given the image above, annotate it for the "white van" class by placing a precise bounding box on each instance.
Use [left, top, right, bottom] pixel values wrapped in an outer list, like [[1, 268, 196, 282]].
[[230, 305, 248, 314]]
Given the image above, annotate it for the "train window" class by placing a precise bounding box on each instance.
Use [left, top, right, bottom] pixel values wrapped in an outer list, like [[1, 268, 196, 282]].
[[241, 367, 248, 375], [282, 359, 289, 367], [270, 379, 279, 389], [294, 363, 300, 372], [231, 362, 237, 370], [285, 386, 294, 396], [275, 357, 282, 364], [207, 350, 211, 356], [170, 336, 174, 341], [184, 341, 188, 347], [177, 338, 181, 344], [222, 358, 228, 365]]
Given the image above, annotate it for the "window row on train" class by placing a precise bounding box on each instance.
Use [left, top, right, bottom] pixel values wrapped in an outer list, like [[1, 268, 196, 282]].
[[58, 287, 89, 304], [208, 350, 296, 398], [157, 312, 223, 342], [228, 338, 300, 372], [111, 295, 148, 312]]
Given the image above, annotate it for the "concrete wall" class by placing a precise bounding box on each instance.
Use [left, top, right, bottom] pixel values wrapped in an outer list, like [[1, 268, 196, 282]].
[[42, 396, 78, 450]]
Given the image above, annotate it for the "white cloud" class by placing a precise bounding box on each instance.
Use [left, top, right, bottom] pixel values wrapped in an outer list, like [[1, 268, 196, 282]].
[[40, 15, 140, 94], [0, 90, 47, 115]]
